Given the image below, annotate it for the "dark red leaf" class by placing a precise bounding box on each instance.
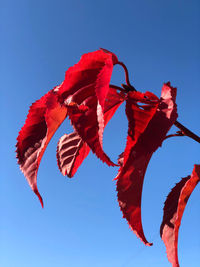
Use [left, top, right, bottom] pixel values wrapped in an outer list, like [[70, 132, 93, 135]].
[[16, 89, 68, 207], [57, 87, 126, 177], [160, 165, 200, 267], [56, 50, 118, 166], [116, 82, 178, 245]]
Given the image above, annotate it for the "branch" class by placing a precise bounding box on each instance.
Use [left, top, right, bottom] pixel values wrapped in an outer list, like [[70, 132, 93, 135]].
[[174, 120, 200, 144]]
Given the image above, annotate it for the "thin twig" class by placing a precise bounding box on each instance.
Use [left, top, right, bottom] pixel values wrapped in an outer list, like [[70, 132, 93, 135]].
[[116, 61, 131, 86], [116, 62, 136, 91], [164, 131, 184, 140], [174, 121, 200, 144], [109, 84, 127, 92], [121, 83, 137, 92]]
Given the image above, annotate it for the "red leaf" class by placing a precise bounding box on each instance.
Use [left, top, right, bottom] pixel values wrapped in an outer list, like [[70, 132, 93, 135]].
[[160, 165, 200, 267], [16, 89, 68, 207], [58, 49, 118, 104], [57, 87, 126, 177], [116, 82, 178, 245], [56, 50, 118, 166], [57, 132, 90, 177]]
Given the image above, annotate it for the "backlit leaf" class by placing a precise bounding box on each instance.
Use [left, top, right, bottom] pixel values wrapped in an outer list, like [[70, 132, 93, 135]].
[[16, 89, 68, 207], [56, 50, 119, 166], [57, 132, 90, 178], [57, 87, 126, 177]]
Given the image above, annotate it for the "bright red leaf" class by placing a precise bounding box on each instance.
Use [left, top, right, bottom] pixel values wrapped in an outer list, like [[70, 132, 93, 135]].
[[116, 82, 178, 245], [57, 87, 126, 177], [56, 49, 118, 166], [16, 89, 68, 207], [160, 164, 200, 267]]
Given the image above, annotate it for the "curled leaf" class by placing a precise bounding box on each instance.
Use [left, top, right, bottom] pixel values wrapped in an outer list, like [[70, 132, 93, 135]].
[[160, 165, 200, 267], [57, 50, 119, 166], [16, 89, 68, 207], [116, 82, 178, 245]]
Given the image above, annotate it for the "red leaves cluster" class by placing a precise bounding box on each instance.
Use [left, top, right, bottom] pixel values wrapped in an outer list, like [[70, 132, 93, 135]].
[[56, 87, 125, 177], [16, 49, 199, 266], [16, 49, 120, 207]]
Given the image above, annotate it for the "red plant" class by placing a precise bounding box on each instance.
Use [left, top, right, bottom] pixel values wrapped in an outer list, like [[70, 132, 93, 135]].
[[16, 49, 200, 266]]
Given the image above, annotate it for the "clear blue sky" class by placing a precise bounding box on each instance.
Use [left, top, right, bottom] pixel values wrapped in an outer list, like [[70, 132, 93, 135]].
[[1, 0, 200, 266]]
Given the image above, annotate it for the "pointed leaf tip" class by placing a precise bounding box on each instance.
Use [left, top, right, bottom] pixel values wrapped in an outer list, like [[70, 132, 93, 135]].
[[34, 188, 44, 208]]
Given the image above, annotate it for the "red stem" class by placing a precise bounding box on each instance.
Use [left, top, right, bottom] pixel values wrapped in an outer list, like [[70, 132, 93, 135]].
[[116, 61, 132, 87], [116, 61, 136, 91]]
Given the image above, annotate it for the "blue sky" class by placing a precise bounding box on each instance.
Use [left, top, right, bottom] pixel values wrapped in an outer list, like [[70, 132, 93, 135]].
[[1, 0, 200, 266]]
